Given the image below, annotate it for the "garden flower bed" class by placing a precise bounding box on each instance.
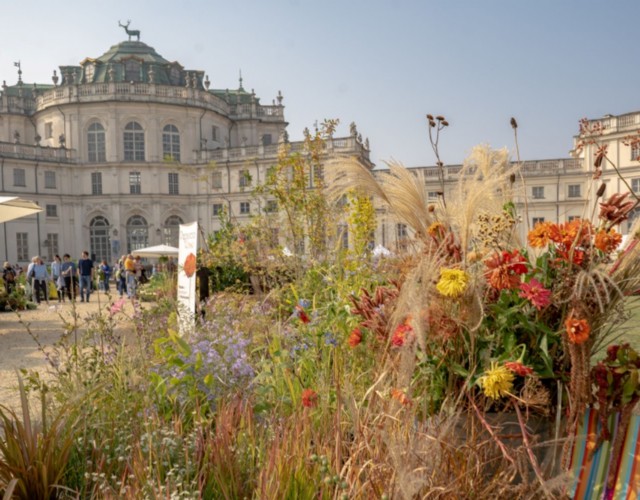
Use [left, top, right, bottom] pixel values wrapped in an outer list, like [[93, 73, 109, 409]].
[[1, 123, 639, 498]]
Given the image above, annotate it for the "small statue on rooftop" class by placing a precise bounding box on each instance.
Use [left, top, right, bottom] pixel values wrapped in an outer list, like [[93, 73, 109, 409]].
[[118, 20, 140, 41]]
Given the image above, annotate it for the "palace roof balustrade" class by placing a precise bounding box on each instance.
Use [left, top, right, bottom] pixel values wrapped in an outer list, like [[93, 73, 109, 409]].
[[0, 83, 284, 122]]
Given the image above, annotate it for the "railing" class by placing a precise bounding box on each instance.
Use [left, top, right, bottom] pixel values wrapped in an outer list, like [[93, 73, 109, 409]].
[[29, 83, 240, 116], [0, 142, 75, 163], [414, 158, 583, 181], [7, 83, 289, 121], [193, 135, 369, 163], [585, 112, 640, 134]]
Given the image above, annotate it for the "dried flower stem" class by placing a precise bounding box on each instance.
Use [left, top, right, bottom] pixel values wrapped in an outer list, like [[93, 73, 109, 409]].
[[513, 400, 553, 499], [467, 394, 516, 466]]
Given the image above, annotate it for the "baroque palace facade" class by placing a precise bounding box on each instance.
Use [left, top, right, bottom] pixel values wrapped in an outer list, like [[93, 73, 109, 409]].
[[1, 31, 638, 264], [376, 112, 640, 251], [0, 31, 371, 264]]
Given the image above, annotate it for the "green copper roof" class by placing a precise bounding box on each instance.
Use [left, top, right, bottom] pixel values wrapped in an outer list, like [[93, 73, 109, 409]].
[[95, 41, 171, 65], [2, 83, 55, 97]]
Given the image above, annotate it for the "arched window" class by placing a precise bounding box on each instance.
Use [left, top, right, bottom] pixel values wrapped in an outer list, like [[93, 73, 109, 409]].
[[163, 215, 184, 247], [124, 60, 141, 82], [90, 216, 111, 263], [124, 122, 144, 161], [87, 122, 106, 163], [162, 124, 180, 161], [126, 215, 148, 253]]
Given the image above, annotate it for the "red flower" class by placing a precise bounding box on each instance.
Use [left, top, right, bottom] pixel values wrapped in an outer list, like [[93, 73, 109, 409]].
[[548, 219, 593, 248], [391, 318, 413, 347], [518, 279, 551, 310], [555, 247, 585, 266], [594, 228, 622, 253], [301, 388, 318, 408], [565, 315, 590, 345], [484, 249, 528, 290], [295, 305, 310, 324], [348, 327, 362, 347], [390, 388, 412, 406], [504, 361, 534, 377]]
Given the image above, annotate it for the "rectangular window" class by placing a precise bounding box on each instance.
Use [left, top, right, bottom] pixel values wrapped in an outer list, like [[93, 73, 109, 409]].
[[44, 171, 56, 189], [45, 204, 58, 217], [45, 122, 53, 139], [239, 170, 251, 188], [211, 171, 222, 189], [631, 143, 640, 161], [270, 228, 279, 246], [632, 178, 640, 193], [212, 203, 223, 216], [264, 200, 278, 213], [129, 171, 141, 194], [16, 233, 28, 261], [568, 184, 581, 198], [532, 186, 544, 199], [338, 224, 349, 250], [91, 172, 103, 195], [211, 125, 218, 141], [427, 191, 439, 201], [397, 223, 408, 240], [262, 134, 272, 146], [532, 217, 545, 226], [45, 233, 59, 261], [13, 168, 25, 187], [168, 173, 179, 195], [240, 201, 250, 215], [567, 215, 580, 222]]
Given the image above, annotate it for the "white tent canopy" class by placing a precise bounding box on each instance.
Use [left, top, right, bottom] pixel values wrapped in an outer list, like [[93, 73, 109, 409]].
[[0, 196, 42, 223], [131, 244, 179, 258]]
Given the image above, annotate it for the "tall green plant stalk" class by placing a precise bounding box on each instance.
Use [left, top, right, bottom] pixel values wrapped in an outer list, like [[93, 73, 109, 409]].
[[0, 374, 74, 499]]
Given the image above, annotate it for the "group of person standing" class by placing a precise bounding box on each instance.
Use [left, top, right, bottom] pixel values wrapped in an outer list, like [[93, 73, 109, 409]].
[[2, 252, 170, 305], [24, 252, 97, 304]]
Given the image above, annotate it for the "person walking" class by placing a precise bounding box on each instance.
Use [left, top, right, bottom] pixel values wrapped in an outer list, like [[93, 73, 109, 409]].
[[99, 259, 111, 293], [32, 257, 50, 304], [125, 254, 136, 298], [60, 254, 76, 301], [77, 251, 94, 302], [2, 261, 16, 295], [51, 255, 63, 302], [26, 256, 37, 302]]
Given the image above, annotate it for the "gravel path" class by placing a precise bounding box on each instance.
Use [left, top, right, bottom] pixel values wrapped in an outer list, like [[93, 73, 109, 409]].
[[0, 297, 136, 412]]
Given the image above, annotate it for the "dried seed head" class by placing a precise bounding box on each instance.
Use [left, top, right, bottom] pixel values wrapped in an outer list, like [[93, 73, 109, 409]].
[[510, 117, 518, 129], [509, 173, 516, 184], [429, 120, 436, 128], [441, 120, 449, 127], [596, 183, 606, 198], [436, 115, 445, 121], [428, 204, 436, 212], [426, 114, 434, 121]]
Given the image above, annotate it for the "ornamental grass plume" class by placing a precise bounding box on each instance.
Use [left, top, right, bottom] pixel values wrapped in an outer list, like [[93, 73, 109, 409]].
[[478, 362, 515, 400]]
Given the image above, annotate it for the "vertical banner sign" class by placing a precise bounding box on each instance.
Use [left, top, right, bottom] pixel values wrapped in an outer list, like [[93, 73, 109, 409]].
[[178, 221, 198, 335]]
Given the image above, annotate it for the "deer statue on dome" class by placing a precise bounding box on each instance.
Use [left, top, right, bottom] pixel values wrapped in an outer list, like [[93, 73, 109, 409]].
[[118, 20, 140, 41]]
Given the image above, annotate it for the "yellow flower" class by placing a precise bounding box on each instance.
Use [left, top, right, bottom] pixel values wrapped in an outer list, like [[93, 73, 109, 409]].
[[478, 362, 515, 400], [436, 268, 468, 298]]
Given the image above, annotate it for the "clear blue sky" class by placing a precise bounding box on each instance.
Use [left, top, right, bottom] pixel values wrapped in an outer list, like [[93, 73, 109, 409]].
[[2, 0, 639, 167]]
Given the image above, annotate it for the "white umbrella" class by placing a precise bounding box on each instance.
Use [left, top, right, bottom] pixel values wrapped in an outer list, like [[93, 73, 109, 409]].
[[132, 244, 179, 258], [0, 196, 42, 223]]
